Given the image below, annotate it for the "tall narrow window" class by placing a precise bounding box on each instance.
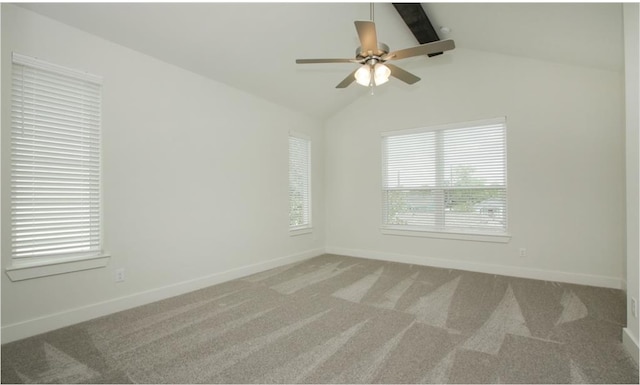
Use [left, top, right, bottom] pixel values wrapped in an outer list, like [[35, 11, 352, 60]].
[[11, 53, 103, 263], [382, 118, 507, 236], [289, 134, 311, 232]]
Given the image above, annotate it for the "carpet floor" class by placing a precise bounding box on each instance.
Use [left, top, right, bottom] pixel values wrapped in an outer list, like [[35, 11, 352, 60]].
[[2, 254, 638, 384]]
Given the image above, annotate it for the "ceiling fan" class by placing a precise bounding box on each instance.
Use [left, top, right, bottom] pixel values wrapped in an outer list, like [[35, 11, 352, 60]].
[[295, 9, 455, 89]]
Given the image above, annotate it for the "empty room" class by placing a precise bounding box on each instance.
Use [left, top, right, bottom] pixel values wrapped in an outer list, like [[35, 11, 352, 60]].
[[1, 2, 639, 384]]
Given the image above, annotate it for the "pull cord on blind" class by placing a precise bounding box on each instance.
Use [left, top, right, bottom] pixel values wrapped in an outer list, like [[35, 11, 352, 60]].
[[11, 53, 103, 260]]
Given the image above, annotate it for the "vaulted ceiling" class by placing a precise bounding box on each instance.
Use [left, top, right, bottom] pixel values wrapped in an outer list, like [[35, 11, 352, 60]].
[[18, 3, 624, 120]]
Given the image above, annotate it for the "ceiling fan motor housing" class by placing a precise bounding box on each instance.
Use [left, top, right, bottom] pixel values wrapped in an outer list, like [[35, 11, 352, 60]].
[[356, 42, 389, 61]]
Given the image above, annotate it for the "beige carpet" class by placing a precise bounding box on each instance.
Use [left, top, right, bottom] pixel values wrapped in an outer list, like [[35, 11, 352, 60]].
[[2, 254, 638, 383]]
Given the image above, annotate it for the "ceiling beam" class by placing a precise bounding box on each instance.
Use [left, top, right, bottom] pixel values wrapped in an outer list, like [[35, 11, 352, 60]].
[[392, 3, 442, 57]]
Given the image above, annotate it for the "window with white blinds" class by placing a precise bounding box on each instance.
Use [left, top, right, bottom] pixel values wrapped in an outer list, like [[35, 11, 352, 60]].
[[382, 118, 507, 236], [11, 53, 103, 262], [289, 134, 311, 231]]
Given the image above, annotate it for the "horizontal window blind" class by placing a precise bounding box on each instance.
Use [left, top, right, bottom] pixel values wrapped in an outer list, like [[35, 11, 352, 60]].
[[11, 53, 103, 260], [382, 118, 507, 235], [289, 135, 311, 230]]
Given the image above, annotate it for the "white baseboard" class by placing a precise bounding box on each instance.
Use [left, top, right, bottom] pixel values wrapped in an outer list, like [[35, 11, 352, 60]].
[[1, 248, 324, 344], [325, 247, 624, 289], [623, 328, 640, 365]]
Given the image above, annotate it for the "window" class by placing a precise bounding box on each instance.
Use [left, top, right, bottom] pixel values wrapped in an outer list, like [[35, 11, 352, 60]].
[[382, 118, 507, 238], [9, 53, 105, 277], [289, 134, 311, 232]]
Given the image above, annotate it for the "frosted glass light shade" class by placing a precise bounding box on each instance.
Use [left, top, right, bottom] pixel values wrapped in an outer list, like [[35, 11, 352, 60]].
[[374, 63, 390, 85], [354, 65, 371, 86]]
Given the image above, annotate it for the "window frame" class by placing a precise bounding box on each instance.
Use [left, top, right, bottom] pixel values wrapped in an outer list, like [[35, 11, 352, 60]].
[[288, 132, 312, 235], [380, 117, 510, 243], [6, 53, 109, 281]]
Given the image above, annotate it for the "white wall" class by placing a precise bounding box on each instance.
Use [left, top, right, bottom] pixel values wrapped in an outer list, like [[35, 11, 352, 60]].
[[1, 4, 324, 342], [325, 47, 625, 288], [623, 2, 640, 364]]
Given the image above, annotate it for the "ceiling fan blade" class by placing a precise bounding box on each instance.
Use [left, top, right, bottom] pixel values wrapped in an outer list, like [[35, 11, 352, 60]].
[[336, 69, 358, 88], [383, 39, 455, 61], [296, 58, 360, 64], [386, 64, 421, 85], [355, 20, 379, 55]]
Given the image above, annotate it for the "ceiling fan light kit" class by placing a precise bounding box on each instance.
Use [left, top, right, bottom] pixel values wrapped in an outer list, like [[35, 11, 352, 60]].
[[355, 62, 390, 86], [295, 14, 455, 89]]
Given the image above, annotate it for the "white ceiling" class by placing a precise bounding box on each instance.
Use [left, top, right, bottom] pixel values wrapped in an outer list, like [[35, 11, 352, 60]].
[[18, 2, 624, 120]]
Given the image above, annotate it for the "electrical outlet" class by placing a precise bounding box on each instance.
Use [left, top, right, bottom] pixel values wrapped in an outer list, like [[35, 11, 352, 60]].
[[632, 298, 638, 318], [115, 268, 125, 283], [519, 248, 527, 258]]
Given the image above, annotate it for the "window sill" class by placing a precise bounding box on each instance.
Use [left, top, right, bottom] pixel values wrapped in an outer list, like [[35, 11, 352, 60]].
[[381, 228, 511, 243], [290, 227, 313, 237], [5, 253, 111, 282]]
